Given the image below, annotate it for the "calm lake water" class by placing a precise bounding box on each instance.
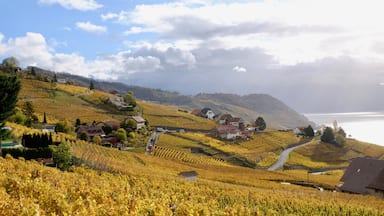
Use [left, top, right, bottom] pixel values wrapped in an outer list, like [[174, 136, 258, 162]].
[[305, 112, 384, 146]]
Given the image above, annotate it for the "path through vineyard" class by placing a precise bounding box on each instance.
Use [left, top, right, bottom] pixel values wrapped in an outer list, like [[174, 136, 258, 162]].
[[268, 139, 313, 171]]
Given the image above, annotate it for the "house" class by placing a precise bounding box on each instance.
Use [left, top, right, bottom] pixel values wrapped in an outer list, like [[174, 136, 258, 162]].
[[178, 171, 198, 182], [212, 125, 240, 140], [57, 78, 67, 84], [76, 124, 106, 141], [338, 157, 384, 196], [200, 108, 215, 120], [293, 127, 306, 136], [219, 114, 233, 125], [132, 116, 146, 130], [227, 117, 244, 130], [97, 120, 120, 131], [42, 124, 56, 133]]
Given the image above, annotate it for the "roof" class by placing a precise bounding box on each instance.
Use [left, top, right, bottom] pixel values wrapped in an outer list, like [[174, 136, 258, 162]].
[[214, 125, 240, 134], [339, 157, 384, 194], [179, 171, 198, 177], [201, 107, 212, 115], [367, 168, 384, 191], [132, 116, 146, 123], [191, 109, 201, 115], [219, 114, 232, 120]]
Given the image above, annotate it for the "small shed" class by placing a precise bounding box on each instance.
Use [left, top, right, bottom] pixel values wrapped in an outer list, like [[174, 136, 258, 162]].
[[178, 171, 198, 182]]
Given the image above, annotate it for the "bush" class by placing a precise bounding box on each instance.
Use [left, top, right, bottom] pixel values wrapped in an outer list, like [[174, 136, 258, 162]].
[[51, 142, 72, 171]]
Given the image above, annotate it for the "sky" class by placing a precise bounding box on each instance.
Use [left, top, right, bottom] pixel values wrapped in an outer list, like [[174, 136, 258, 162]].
[[1, 0, 384, 112]]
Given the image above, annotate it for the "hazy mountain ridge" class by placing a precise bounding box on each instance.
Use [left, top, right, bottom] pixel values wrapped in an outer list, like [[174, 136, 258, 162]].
[[34, 68, 312, 129]]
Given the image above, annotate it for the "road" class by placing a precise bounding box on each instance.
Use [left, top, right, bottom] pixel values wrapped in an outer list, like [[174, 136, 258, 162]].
[[268, 140, 313, 171]]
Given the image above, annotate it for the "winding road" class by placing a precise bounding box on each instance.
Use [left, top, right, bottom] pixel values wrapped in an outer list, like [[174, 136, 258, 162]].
[[268, 140, 313, 171]]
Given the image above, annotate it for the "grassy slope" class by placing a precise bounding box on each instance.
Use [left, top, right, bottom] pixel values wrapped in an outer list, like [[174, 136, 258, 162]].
[[287, 138, 384, 169]]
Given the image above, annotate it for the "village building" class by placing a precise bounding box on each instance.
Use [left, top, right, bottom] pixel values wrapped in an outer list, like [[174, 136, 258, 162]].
[[132, 116, 146, 130], [200, 108, 215, 120], [109, 96, 133, 111], [338, 157, 384, 197], [212, 125, 240, 140], [76, 124, 106, 141]]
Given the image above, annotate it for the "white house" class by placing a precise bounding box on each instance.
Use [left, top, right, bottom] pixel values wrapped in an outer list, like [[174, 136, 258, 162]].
[[132, 116, 146, 130]]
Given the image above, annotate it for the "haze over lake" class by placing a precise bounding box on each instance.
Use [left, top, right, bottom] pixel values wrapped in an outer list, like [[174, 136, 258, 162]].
[[305, 112, 384, 146]]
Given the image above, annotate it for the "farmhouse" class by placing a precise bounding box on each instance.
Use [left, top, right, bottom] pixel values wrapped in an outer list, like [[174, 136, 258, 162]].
[[200, 108, 215, 120], [338, 157, 384, 197]]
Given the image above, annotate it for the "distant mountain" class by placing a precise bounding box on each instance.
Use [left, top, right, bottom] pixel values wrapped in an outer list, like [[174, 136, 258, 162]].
[[31, 67, 312, 129]]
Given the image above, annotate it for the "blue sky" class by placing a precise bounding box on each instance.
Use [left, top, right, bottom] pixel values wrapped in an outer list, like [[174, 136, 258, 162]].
[[2, 0, 384, 112]]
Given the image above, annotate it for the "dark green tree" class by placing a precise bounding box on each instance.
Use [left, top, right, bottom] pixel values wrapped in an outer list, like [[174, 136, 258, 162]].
[[303, 125, 315, 137], [75, 118, 81, 127], [321, 127, 335, 143], [337, 127, 347, 138], [78, 131, 90, 141], [43, 112, 47, 124], [53, 73, 58, 82], [89, 81, 95, 90], [255, 116, 266, 131], [0, 74, 21, 147]]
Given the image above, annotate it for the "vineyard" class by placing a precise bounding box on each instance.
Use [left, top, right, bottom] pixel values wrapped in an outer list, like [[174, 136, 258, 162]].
[[1, 141, 384, 215], [138, 101, 217, 130]]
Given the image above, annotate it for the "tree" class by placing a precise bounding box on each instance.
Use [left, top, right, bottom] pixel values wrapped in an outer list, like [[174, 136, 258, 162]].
[[51, 142, 72, 171], [78, 131, 90, 141], [0, 74, 21, 147], [321, 127, 335, 143], [75, 118, 81, 127], [89, 81, 95, 90], [337, 127, 347, 138], [115, 128, 127, 142], [124, 91, 136, 108], [255, 117, 266, 131], [43, 112, 47, 124], [303, 125, 315, 137], [53, 73, 58, 83], [121, 119, 137, 132], [55, 120, 74, 134], [1, 57, 19, 73], [22, 101, 38, 127]]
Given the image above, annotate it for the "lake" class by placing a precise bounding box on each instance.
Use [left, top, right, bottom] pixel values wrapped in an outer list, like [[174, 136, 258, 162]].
[[305, 112, 384, 146]]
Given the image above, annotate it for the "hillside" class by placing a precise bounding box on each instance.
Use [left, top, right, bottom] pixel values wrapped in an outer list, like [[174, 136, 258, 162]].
[[34, 68, 312, 129]]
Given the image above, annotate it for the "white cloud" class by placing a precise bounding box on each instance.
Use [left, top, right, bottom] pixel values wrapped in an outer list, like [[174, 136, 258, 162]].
[[233, 66, 247, 73], [76, 21, 107, 33], [38, 0, 102, 11], [101, 12, 119, 21], [0, 32, 161, 80]]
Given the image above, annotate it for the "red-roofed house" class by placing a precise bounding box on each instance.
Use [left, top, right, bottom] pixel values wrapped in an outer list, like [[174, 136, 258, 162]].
[[212, 125, 240, 140]]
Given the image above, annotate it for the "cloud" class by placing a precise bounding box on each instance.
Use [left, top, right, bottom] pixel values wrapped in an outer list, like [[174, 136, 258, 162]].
[[38, 0, 102, 11], [76, 21, 107, 33], [0, 32, 161, 79], [233, 66, 246, 73]]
